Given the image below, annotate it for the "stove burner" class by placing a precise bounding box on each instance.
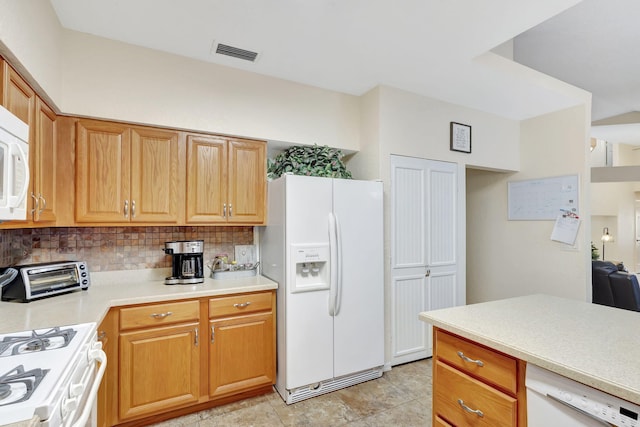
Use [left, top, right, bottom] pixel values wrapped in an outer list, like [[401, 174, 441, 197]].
[[23, 338, 51, 352], [0, 327, 77, 357], [0, 365, 48, 406]]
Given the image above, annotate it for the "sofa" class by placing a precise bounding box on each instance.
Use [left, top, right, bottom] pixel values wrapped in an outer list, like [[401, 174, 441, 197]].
[[592, 260, 640, 312], [591, 260, 617, 307]]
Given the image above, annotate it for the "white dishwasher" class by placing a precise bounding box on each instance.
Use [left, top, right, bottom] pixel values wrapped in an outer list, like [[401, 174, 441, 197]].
[[526, 364, 640, 426]]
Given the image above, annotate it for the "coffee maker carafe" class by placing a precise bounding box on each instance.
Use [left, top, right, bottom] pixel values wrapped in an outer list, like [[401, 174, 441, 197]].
[[163, 240, 204, 285]]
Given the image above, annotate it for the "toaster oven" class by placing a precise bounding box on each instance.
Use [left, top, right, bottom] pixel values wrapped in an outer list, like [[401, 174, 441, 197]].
[[0, 261, 90, 302]]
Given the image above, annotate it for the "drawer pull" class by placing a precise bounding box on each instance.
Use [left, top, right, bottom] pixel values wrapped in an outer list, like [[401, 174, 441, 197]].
[[457, 399, 484, 417], [457, 351, 484, 367], [211, 325, 215, 343], [194, 327, 199, 346], [233, 302, 251, 309], [150, 311, 173, 319]]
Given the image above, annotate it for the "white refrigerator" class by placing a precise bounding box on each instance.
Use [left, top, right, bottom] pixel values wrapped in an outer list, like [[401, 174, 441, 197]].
[[260, 174, 384, 404]]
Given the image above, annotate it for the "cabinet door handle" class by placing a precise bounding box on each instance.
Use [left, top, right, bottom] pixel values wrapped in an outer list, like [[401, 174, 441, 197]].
[[123, 200, 129, 218], [131, 200, 136, 218], [229, 204, 232, 217], [97, 331, 107, 340], [30, 193, 39, 216], [150, 311, 173, 319], [38, 194, 46, 215], [458, 399, 484, 417], [211, 325, 215, 343], [223, 203, 227, 218], [457, 351, 484, 367], [194, 327, 199, 346], [233, 302, 251, 309]]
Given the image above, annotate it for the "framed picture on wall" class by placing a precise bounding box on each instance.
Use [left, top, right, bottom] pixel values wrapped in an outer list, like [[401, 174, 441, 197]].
[[450, 122, 471, 153]]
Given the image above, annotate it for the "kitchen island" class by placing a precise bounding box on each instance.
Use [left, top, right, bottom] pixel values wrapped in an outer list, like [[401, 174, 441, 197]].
[[419, 293, 640, 407], [0, 267, 277, 333]]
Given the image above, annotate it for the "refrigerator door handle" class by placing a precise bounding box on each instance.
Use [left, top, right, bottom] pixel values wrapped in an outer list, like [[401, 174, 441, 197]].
[[334, 213, 343, 315], [328, 212, 338, 316]]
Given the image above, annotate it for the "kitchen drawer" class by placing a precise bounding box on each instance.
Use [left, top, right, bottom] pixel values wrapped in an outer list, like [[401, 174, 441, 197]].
[[120, 300, 200, 330], [434, 361, 517, 427], [435, 329, 517, 394], [209, 291, 272, 318]]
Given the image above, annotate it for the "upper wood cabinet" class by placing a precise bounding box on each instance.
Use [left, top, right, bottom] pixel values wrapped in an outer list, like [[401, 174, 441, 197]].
[[186, 134, 266, 224], [1, 60, 58, 224], [75, 120, 181, 224], [1, 60, 35, 131], [32, 98, 57, 222]]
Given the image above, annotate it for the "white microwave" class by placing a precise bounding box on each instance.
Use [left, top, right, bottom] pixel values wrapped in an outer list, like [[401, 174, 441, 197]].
[[0, 104, 29, 221]]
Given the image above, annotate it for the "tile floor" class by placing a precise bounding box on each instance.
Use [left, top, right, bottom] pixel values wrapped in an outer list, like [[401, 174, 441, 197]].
[[153, 358, 433, 427]]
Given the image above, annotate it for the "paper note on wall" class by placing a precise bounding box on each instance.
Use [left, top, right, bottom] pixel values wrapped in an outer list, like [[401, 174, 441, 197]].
[[550, 214, 581, 245]]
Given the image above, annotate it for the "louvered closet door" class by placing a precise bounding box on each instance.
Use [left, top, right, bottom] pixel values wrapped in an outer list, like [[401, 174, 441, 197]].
[[390, 155, 458, 365]]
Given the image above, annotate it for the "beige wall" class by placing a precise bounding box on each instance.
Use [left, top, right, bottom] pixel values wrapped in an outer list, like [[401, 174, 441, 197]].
[[58, 31, 361, 151], [467, 104, 591, 304]]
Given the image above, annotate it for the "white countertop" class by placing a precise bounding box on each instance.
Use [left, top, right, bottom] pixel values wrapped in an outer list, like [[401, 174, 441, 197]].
[[0, 268, 278, 334], [419, 294, 640, 405]]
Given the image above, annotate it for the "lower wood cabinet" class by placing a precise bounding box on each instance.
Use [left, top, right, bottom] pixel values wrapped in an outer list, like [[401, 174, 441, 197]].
[[208, 292, 275, 398], [98, 291, 276, 426], [432, 328, 526, 427], [119, 322, 201, 420]]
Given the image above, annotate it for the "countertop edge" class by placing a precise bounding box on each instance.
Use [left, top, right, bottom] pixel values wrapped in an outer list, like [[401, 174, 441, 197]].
[[0, 270, 278, 334]]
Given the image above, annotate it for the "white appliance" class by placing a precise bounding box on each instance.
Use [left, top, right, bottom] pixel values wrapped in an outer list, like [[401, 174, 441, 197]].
[[0, 323, 107, 427], [260, 174, 384, 404], [0, 104, 29, 221], [526, 364, 640, 426]]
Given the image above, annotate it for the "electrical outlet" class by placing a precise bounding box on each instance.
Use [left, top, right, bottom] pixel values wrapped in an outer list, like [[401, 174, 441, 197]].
[[235, 245, 256, 265]]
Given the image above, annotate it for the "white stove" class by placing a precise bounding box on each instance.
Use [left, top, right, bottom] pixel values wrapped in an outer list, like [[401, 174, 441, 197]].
[[0, 323, 106, 427]]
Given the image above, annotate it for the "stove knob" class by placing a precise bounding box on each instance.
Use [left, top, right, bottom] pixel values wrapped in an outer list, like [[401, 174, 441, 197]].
[[62, 397, 78, 417], [70, 383, 84, 398]]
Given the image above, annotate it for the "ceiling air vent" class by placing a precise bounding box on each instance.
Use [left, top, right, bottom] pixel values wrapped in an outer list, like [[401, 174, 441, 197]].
[[214, 43, 259, 62]]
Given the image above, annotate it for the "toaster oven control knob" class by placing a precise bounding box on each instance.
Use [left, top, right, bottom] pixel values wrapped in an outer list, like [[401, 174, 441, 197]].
[[81, 272, 87, 277], [82, 279, 88, 285], [79, 264, 86, 270]]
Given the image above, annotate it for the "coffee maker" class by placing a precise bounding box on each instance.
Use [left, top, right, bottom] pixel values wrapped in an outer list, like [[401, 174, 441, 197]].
[[163, 240, 204, 285]]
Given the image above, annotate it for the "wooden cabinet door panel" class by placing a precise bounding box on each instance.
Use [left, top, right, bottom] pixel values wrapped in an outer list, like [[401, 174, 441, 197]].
[[76, 120, 130, 222], [33, 97, 57, 222], [209, 312, 274, 398], [186, 135, 227, 223], [1, 62, 34, 130], [227, 139, 265, 224], [130, 127, 179, 222], [119, 323, 200, 420]]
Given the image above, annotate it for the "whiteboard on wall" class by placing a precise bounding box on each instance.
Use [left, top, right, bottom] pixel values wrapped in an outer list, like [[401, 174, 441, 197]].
[[508, 175, 579, 220]]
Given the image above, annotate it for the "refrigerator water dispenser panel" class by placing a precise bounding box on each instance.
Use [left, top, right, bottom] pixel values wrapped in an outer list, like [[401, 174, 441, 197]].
[[290, 244, 330, 293]]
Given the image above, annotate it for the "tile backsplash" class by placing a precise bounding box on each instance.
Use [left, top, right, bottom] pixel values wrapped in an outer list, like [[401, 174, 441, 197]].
[[0, 226, 254, 272]]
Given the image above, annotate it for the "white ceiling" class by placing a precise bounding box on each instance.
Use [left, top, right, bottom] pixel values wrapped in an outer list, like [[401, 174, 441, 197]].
[[49, 0, 590, 121], [514, 0, 640, 143]]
